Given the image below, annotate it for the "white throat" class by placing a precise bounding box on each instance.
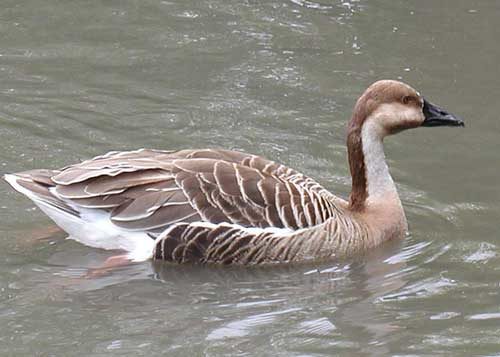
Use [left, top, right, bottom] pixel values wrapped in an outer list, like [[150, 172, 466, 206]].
[[361, 119, 397, 201]]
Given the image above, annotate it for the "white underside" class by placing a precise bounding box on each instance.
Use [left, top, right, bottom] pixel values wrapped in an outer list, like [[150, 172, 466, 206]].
[[5, 174, 155, 262], [41, 202, 155, 262]]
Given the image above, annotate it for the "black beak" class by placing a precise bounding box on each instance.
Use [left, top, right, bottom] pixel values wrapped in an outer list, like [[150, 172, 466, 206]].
[[422, 98, 464, 127]]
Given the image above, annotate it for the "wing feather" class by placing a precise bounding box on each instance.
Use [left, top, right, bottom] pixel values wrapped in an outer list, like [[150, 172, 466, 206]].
[[9, 148, 346, 238]]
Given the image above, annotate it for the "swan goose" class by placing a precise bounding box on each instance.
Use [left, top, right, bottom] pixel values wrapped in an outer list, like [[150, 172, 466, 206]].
[[4, 80, 463, 265]]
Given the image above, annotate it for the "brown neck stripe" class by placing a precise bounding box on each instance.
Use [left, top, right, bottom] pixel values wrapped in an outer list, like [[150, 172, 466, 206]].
[[347, 94, 372, 211]]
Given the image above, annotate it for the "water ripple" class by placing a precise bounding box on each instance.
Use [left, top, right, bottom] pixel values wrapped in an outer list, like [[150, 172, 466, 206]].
[[206, 307, 302, 341]]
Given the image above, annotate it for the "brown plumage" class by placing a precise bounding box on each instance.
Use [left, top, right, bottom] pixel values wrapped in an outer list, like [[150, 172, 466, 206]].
[[3, 80, 463, 265], [49, 148, 341, 231]]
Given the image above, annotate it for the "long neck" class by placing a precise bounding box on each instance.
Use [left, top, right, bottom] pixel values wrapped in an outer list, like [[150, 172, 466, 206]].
[[347, 118, 398, 211], [360, 119, 398, 200]]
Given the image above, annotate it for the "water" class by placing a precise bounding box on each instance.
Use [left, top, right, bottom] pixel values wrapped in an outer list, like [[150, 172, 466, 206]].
[[1, 0, 499, 355]]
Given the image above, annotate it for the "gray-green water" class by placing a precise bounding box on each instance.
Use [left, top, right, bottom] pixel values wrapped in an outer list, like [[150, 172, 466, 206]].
[[1, 0, 499, 355]]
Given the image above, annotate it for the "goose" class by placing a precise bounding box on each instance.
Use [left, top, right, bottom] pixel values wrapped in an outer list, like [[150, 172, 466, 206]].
[[4, 80, 463, 266]]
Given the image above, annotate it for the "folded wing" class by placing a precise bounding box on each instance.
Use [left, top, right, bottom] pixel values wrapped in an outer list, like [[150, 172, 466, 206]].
[[13, 148, 345, 236]]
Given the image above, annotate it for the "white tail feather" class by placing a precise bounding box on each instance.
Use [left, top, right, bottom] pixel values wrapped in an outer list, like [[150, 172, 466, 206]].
[[4, 173, 154, 262]]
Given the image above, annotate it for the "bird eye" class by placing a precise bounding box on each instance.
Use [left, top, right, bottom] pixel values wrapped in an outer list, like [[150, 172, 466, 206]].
[[402, 96, 412, 105]]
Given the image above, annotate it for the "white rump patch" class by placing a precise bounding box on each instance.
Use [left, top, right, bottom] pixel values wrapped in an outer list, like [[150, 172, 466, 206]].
[[5, 174, 154, 262]]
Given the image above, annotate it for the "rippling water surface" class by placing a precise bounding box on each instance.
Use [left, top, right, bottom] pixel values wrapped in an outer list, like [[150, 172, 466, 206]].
[[1, 0, 500, 355]]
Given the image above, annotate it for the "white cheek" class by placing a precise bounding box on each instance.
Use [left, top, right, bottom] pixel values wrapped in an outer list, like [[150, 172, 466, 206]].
[[400, 107, 416, 121], [387, 105, 424, 128], [370, 103, 424, 132], [403, 107, 425, 125]]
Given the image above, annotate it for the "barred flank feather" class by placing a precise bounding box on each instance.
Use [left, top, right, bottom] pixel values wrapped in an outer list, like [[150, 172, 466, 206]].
[[153, 215, 371, 265]]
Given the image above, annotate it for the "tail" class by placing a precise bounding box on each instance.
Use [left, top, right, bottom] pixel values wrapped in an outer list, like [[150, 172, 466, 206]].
[[3, 170, 79, 217], [3, 171, 85, 239], [4, 171, 155, 262]]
